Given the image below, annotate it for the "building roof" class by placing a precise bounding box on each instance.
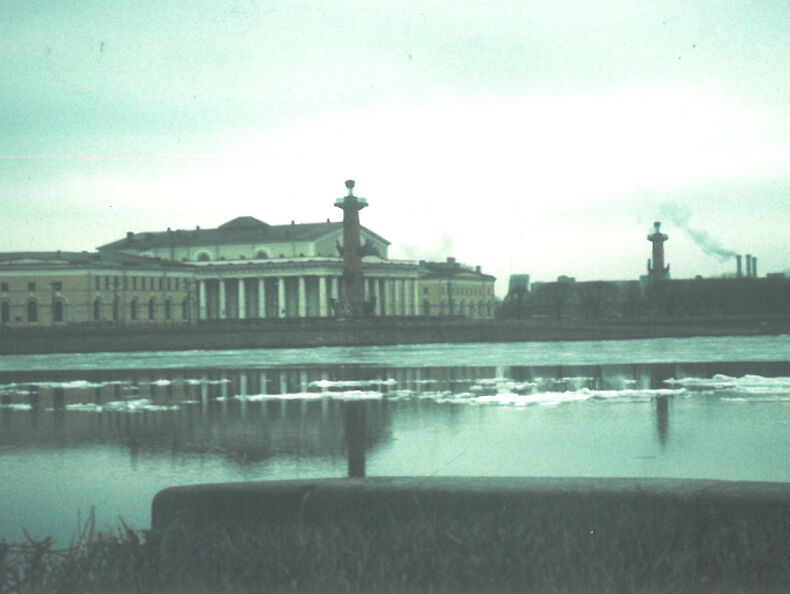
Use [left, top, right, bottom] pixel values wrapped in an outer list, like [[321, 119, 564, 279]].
[[97, 217, 391, 251], [418, 258, 496, 281], [0, 251, 194, 271]]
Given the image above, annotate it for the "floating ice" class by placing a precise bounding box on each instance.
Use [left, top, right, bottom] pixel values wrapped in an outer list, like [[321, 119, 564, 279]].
[[309, 379, 396, 388], [0, 403, 33, 410]]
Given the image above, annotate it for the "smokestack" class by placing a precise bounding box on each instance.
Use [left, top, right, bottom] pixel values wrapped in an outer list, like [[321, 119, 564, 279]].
[[736, 255, 742, 278], [746, 254, 752, 278], [752, 256, 758, 278]]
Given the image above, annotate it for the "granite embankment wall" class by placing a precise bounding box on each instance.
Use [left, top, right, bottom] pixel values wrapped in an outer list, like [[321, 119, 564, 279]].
[[149, 477, 790, 592], [2, 314, 790, 355], [152, 476, 790, 533]]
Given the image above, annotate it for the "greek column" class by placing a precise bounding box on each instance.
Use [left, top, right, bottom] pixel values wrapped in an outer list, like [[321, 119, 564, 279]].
[[238, 278, 246, 319], [198, 280, 207, 320], [258, 278, 266, 318], [218, 278, 227, 319]]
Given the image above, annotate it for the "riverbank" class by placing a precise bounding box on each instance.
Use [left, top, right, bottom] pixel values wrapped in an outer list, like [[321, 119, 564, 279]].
[[5, 477, 788, 593], [1, 314, 789, 355]]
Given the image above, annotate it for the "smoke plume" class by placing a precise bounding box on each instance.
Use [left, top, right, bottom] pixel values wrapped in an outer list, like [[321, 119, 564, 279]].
[[658, 202, 737, 262]]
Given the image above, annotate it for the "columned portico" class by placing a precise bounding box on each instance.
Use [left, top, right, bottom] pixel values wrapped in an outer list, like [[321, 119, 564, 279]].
[[195, 259, 420, 321]]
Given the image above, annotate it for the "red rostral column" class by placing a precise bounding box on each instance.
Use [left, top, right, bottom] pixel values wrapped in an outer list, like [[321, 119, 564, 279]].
[[335, 180, 368, 316], [647, 221, 669, 282]]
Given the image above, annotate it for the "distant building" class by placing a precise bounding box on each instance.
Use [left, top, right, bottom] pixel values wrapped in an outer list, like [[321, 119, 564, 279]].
[[417, 257, 496, 318], [0, 252, 194, 327], [1, 183, 500, 326], [508, 274, 530, 292], [98, 207, 420, 320]]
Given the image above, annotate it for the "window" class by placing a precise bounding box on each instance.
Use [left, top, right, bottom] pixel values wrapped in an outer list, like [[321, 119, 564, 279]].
[[130, 298, 138, 321], [26, 300, 37, 322], [95, 277, 100, 290], [158, 277, 163, 290], [181, 299, 188, 319], [1, 282, 8, 292], [1, 301, 9, 323], [105, 276, 110, 289], [141, 278, 146, 290], [28, 282, 36, 292], [175, 278, 180, 290], [51, 282, 62, 291], [197, 253, 210, 262], [53, 300, 64, 323], [132, 277, 137, 290], [148, 298, 155, 320], [123, 277, 128, 290], [113, 276, 119, 289], [93, 299, 101, 321], [167, 278, 171, 290], [112, 298, 119, 322], [255, 250, 268, 259], [164, 299, 171, 320]]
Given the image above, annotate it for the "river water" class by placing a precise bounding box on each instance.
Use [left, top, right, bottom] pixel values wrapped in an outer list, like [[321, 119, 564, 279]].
[[1, 335, 789, 543]]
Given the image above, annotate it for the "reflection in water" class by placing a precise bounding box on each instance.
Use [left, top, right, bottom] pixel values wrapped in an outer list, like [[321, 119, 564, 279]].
[[655, 396, 669, 447], [1, 359, 790, 467], [345, 401, 367, 478]]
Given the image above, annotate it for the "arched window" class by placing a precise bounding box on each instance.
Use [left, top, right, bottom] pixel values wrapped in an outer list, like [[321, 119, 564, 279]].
[[255, 250, 268, 259], [93, 298, 101, 321], [148, 298, 156, 320], [181, 299, 189, 319], [112, 298, 120, 322], [26, 300, 37, 323], [164, 299, 172, 320], [53, 300, 64, 323], [197, 253, 211, 262], [130, 298, 138, 321], [1, 301, 9, 323]]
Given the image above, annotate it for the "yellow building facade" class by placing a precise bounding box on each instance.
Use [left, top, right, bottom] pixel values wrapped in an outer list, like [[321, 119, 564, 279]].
[[0, 252, 195, 327], [416, 258, 497, 318]]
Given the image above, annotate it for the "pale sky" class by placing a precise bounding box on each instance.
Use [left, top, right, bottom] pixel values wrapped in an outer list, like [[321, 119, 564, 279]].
[[2, 0, 789, 294]]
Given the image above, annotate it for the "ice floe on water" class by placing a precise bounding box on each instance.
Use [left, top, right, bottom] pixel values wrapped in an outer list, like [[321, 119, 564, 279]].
[[0, 380, 131, 391], [58, 399, 180, 413], [309, 379, 397, 388], [232, 390, 383, 401], [0, 403, 33, 410], [666, 374, 790, 397]]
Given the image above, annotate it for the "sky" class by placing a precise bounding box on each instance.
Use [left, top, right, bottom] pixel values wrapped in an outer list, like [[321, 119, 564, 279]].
[[1, 0, 789, 295]]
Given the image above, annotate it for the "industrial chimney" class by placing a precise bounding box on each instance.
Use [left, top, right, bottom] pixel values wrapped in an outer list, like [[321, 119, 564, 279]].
[[752, 256, 758, 278], [736, 255, 742, 278], [746, 254, 752, 278], [647, 222, 669, 282]]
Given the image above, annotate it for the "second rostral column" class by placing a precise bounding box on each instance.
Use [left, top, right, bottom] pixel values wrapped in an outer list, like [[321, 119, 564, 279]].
[[335, 179, 369, 317]]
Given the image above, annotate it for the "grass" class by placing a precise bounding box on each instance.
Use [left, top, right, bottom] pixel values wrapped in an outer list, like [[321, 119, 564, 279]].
[[2, 500, 789, 594]]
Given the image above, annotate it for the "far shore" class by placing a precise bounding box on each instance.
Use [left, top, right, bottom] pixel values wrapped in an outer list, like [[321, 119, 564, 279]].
[[1, 313, 789, 355]]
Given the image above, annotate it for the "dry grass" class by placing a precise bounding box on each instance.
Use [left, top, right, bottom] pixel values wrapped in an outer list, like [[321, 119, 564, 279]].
[[2, 501, 789, 594]]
